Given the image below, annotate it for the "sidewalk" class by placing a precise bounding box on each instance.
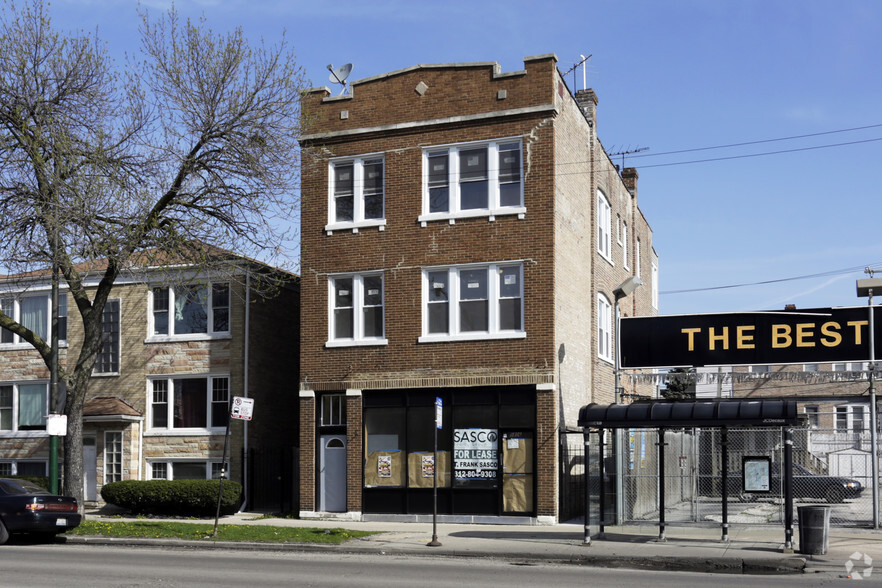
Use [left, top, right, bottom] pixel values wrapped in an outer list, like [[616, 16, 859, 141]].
[[74, 507, 882, 577]]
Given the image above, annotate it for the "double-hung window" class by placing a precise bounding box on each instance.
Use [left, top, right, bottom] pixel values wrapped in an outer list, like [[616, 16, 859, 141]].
[[597, 190, 612, 261], [0, 294, 66, 346], [420, 139, 524, 223], [327, 155, 385, 232], [328, 273, 386, 347], [0, 383, 48, 432], [149, 376, 229, 431], [95, 299, 120, 375], [149, 283, 230, 339], [420, 263, 524, 342], [149, 461, 227, 480], [597, 293, 612, 362]]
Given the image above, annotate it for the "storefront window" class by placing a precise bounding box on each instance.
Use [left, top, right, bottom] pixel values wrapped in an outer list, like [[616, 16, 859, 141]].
[[364, 407, 405, 487]]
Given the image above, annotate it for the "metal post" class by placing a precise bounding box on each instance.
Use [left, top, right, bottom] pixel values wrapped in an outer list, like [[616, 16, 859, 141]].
[[213, 395, 233, 537], [869, 290, 879, 529], [583, 428, 591, 545], [657, 428, 666, 542], [598, 428, 606, 538], [720, 427, 729, 542], [783, 427, 794, 552], [614, 301, 625, 525], [428, 414, 441, 547]]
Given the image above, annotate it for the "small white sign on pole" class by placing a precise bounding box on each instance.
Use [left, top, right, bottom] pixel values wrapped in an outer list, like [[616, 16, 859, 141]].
[[230, 397, 254, 421], [46, 414, 67, 436]]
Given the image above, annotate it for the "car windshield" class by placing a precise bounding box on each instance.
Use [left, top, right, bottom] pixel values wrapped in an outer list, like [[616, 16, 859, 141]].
[[0, 478, 48, 495]]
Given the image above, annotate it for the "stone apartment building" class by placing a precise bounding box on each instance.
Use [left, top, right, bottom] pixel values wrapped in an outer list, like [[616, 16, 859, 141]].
[[0, 256, 299, 508], [298, 54, 658, 523]]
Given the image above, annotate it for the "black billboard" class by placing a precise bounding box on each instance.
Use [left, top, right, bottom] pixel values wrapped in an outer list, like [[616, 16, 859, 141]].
[[619, 306, 881, 369]]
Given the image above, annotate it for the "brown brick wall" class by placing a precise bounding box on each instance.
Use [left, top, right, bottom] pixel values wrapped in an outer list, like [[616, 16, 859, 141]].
[[346, 392, 363, 512], [299, 393, 316, 511]]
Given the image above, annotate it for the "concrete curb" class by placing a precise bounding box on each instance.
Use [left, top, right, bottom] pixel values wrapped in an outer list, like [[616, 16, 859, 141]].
[[63, 535, 808, 575]]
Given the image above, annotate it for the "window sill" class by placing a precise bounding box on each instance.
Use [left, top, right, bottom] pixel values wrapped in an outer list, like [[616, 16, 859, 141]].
[[325, 220, 386, 235], [418, 207, 526, 226], [599, 251, 614, 267], [0, 342, 68, 351], [326, 338, 389, 348], [0, 431, 48, 438], [145, 429, 226, 437], [598, 355, 614, 366], [92, 372, 120, 378], [145, 333, 232, 344], [418, 332, 526, 344]]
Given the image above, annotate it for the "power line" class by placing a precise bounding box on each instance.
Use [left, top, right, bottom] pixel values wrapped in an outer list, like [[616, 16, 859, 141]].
[[661, 263, 882, 295]]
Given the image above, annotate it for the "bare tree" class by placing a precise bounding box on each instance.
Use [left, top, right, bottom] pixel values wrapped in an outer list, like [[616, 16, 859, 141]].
[[0, 0, 305, 503]]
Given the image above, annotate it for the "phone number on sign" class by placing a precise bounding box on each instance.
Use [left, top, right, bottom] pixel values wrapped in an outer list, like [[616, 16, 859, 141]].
[[455, 470, 498, 479]]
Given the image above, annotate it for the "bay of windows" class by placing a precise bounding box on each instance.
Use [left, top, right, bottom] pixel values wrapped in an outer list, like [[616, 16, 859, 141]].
[[328, 273, 386, 346], [0, 383, 48, 432], [150, 283, 229, 338], [420, 263, 524, 342], [149, 376, 229, 431], [327, 155, 385, 231], [420, 139, 523, 222]]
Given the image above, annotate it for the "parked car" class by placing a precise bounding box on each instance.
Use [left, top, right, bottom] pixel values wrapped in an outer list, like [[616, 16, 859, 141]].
[[728, 463, 863, 503], [0, 478, 82, 544]]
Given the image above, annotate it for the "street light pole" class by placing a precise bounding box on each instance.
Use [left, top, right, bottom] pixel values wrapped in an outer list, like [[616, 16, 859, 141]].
[[857, 275, 882, 530], [612, 276, 642, 525]]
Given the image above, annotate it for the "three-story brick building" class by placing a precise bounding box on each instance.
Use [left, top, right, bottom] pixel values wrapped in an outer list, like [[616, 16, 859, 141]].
[[298, 54, 658, 523]]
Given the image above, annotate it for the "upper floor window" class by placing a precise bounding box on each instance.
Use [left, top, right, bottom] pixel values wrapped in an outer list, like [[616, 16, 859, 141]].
[[635, 238, 642, 279], [149, 283, 229, 340], [420, 139, 524, 223], [597, 190, 612, 261], [803, 405, 820, 428], [0, 383, 47, 432], [833, 362, 869, 379], [836, 404, 868, 433], [0, 293, 66, 346], [327, 155, 385, 232], [420, 263, 524, 342], [598, 293, 612, 362], [328, 273, 386, 347], [622, 221, 629, 269], [95, 299, 120, 375], [149, 376, 229, 431]]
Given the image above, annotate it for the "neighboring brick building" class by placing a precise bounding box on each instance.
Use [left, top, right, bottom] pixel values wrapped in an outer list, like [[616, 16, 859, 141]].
[[0, 254, 299, 509], [298, 54, 658, 523]]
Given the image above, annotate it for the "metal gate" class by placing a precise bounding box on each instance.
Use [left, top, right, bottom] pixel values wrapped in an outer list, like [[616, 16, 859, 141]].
[[621, 427, 874, 527], [247, 445, 299, 513]]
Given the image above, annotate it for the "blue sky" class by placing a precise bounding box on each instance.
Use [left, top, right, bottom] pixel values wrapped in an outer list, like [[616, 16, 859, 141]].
[[48, 0, 882, 315]]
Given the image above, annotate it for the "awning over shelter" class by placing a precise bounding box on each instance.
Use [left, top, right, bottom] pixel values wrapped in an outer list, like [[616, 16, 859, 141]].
[[578, 399, 798, 429]]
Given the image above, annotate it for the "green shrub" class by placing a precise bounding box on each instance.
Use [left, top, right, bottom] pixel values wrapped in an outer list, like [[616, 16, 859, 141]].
[[100, 479, 242, 517]]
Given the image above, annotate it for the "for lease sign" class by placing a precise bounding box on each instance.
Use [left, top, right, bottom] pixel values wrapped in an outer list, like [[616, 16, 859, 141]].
[[453, 428, 498, 481]]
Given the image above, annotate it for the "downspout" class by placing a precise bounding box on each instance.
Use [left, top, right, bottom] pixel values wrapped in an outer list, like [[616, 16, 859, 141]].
[[241, 268, 251, 511]]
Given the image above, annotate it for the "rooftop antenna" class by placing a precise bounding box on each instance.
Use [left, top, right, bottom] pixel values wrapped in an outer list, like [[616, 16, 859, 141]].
[[562, 54, 591, 92], [608, 146, 649, 174], [327, 63, 353, 96]]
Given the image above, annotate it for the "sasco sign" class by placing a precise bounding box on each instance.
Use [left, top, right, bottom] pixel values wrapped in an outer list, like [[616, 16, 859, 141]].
[[619, 306, 881, 369]]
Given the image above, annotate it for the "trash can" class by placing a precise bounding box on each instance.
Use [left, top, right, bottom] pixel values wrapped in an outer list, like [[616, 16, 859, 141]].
[[798, 505, 831, 555]]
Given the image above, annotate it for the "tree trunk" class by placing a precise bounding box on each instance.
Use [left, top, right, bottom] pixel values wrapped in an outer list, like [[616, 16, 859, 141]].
[[62, 381, 87, 506]]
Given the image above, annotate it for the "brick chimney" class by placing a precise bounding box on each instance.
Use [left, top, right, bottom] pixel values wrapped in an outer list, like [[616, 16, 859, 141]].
[[622, 167, 638, 197], [575, 88, 597, 129]]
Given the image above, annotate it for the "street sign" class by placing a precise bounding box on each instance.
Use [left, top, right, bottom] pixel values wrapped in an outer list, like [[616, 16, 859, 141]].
[[230, 396, 254, 421], [435, 397, 443, 429]]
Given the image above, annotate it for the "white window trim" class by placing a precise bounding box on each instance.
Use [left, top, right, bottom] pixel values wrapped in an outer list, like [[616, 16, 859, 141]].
[[0, 381, 49, 436], [326, 272, 388, 348], [598, 293, 612, 363], [597, 190, 613, 264], [326, 154, 387, 234], [145, 283, 232, 343], [147, 459, 225, 480], [418, 262, 526, 343], [418, 138, 526, 225], [146, 375, 229, 434], [0, 460, 48, 475], [0, 292, 68, 349], [622, 221, 629, 270], [836, 404, 869, 433], [104, 430, 123, 485], [635, 239, 642, 279]]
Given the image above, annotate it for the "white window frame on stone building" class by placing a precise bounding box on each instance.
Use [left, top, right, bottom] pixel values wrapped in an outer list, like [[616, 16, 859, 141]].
[[0, 292, 67, 348], [327, 272, 386, 347], [148, 460, 228, 480], [419, 262, 525, 343], [0, 382, 48, 434], [597, 190, 612, 262], [835, 404, 869, 434], [326, 154, 386, 233], [0, 460, 47, 476], [104, 431, 123, 484], [94, 299, 121, 375], [147, 375, 230, 433], [597, 293, 612, 363], [419, 138, 525, 224], [147, 283, 230, 341]]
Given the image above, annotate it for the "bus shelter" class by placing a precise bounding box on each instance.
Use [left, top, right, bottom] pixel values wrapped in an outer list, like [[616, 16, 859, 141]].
[[578, 399, 799, 549]]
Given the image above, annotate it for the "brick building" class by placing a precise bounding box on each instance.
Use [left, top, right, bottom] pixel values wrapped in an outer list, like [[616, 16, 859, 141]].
[[0, 254, 299, 509], [298, 54, 658, 523]]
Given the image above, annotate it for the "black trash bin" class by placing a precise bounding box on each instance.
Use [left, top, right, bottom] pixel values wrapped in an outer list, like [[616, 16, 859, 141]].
[[798, 505, 831, 555]]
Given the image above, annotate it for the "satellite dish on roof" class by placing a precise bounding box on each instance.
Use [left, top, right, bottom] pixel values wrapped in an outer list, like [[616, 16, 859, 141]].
[[327, 63, 353, 95]]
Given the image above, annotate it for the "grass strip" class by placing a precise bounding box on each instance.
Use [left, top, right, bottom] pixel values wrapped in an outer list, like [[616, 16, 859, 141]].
[[68, 520, 378, 544]]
